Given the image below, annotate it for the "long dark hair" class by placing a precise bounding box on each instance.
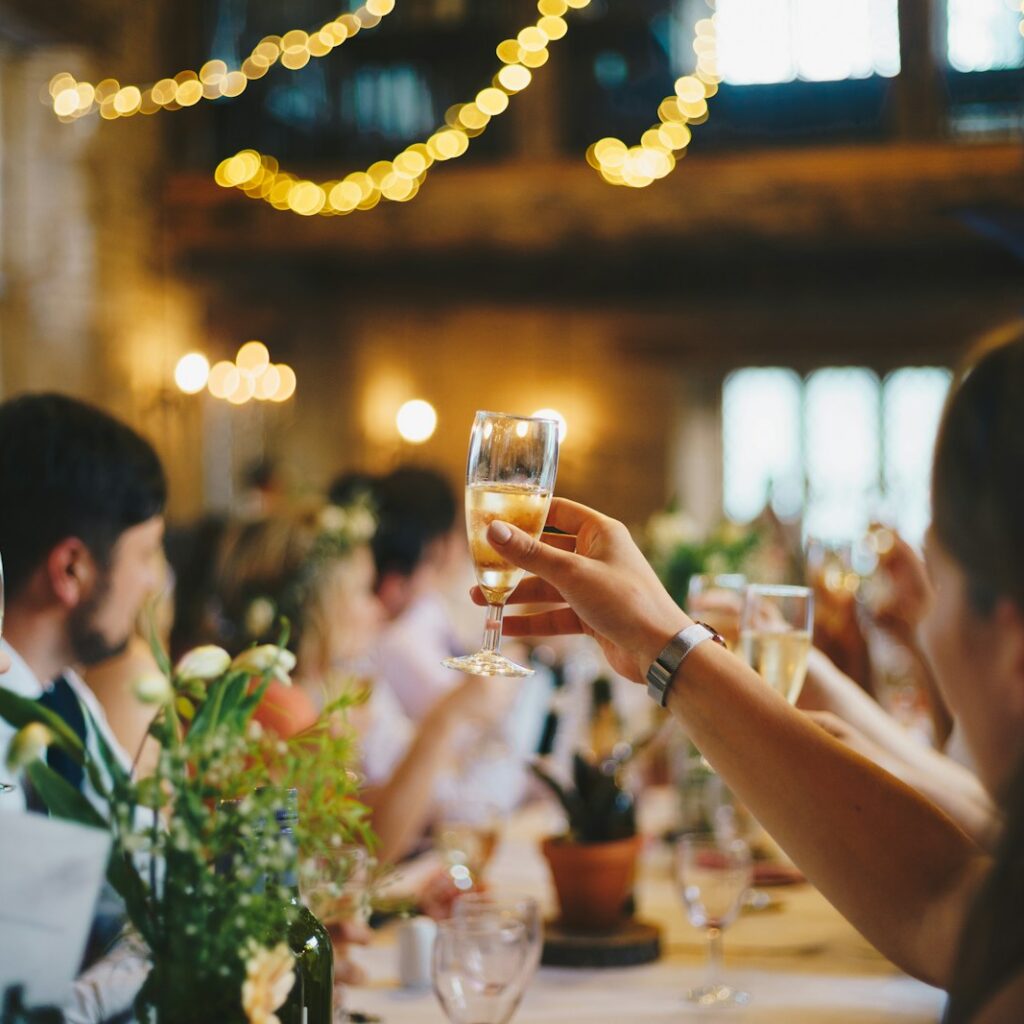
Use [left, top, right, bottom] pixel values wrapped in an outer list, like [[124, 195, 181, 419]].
[[935, 336, 1024, 1021]]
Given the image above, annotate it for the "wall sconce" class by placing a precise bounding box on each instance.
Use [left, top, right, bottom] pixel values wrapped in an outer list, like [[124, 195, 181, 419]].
[[175, 342, 297, 404], [396, 398, 437, 443]]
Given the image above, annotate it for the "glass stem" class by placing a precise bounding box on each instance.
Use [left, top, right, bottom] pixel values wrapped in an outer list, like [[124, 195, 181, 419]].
[[482, 603, 505, 654], [706, 926, 723, 991]]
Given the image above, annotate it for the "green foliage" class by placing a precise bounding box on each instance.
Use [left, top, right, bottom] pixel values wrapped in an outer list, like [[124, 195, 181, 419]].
[[531, 753, 636, 844], [0, 627, 374, 1024]]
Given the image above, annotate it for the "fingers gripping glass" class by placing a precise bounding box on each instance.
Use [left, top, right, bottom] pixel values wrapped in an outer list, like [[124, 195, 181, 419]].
[[443, 412, 559, 678]]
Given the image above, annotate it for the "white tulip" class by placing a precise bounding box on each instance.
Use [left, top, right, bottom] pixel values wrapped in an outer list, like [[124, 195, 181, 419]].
[[230, 645, 297, 686], [174, 645, 232, 683], [134, 672, 174, 705], [6, 722, 52, 772]]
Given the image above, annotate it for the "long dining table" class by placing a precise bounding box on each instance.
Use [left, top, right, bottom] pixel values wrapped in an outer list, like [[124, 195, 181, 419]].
[[345, 790, 947, 1023]]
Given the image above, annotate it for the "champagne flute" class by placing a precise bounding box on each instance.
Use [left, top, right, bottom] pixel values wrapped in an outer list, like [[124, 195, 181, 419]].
[[433, 917, 530, 1024], [675, 834, 752, 1006], [443, 412, 559, 678], [434, 799, 503, 891], [687, 573, 747, 649], [740, 584, 814, 705]]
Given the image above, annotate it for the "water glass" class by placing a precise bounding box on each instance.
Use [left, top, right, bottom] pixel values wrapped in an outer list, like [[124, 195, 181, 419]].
[[433, 917, 530, 1024]]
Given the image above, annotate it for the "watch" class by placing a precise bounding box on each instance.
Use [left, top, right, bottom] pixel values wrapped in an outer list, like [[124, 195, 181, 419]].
[[646, 621, 727, 707]]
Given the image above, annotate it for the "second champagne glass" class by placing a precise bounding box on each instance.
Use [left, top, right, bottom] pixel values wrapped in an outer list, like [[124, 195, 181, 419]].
[[443, 412, 559, 678], [740, 584, 814, 705]]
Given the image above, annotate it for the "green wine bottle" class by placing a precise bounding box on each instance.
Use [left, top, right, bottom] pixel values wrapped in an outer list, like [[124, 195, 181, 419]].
[[273, 791, 335, 1024]]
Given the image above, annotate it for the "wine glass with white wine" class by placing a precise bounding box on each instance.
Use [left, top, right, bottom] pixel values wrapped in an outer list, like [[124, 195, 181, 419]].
[[443, 412, 559, 678], [740, 584, 814, 704]]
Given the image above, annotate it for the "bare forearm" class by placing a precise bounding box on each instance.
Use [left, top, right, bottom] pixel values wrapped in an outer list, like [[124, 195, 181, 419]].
[[669, 642, 987, 985], [363, 708, 456, 864]]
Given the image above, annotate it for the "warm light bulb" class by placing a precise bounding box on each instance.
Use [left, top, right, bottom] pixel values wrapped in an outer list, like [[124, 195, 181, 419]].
[[270, 364, 297, 402], [531, 408, 568, 443], [226, 373, 256, 405], [236, 340, 271, 378], [208, 361, 240, 399], [174, 353, 210, 395], [396, 399, 437, 444], [254, 364, 281, 400]]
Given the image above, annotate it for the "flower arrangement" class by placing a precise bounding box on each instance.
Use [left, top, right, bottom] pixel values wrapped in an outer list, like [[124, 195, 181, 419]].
[[641, 504, 760, 608], [0, 629, 372, 1024]]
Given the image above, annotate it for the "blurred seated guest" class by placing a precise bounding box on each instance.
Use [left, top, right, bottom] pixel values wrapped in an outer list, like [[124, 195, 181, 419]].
[[800, 648, 1000, 849], [0, 393, 166, 813], [236, 455, 285, 519], [166, 513, 228, 663], [82, 556, 175, 780], [0, 392, 166, 1015], [342, 466, 530, 811], [690, 584, 998, 847], [485, 335, 1024, 1022], [210, 504, 504, 863]]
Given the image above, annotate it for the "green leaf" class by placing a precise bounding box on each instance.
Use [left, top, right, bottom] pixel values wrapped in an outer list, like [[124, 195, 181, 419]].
[[0, 688, 85, 763], [26, 761, 107, 828], [146, 612, 172, 678]]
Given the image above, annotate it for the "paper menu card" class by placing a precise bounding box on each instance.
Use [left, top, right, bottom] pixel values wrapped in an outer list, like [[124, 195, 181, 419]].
[[0, 811, 111, 1006]]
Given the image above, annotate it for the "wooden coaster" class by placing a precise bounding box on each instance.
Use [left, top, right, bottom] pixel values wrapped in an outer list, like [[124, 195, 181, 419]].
[[541, 919, 661, 968]]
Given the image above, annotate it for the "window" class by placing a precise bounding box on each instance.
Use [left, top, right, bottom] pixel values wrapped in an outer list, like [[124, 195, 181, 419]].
[[682, 0, 901, 85], [723, 366, 951, 544], [947, 0, 1024, 73]]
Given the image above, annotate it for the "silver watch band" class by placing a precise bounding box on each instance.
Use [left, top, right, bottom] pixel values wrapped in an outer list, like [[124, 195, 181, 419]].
[[646, 623, 719, 707]]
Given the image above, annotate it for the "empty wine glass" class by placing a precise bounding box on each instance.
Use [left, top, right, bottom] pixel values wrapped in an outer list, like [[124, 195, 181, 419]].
[[453, 892, 543, 982], [443, 411, 559, 678], [675, 834, 752, 1007], [298, 844, 373, 927], [433, 917, 530, 1024], [740, 584, 814, 705]]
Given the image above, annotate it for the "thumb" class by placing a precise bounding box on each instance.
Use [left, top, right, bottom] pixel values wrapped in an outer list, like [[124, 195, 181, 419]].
[[487, 520, 574, 580]]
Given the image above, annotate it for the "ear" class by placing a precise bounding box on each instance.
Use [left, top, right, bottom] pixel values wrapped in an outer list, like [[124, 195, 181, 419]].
[[992, 597, 1024, 719], [45, 537, 98, 610]]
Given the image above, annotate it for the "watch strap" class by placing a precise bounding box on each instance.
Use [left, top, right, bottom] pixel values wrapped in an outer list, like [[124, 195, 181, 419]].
[[646, 621, 726, 707]]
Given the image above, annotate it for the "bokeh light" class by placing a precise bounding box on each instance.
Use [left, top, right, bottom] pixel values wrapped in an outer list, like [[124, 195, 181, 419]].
[[531, 408, 568, 443], [236, 341, 271, 378], [396, 399, 438, 444], [174, 353, 210, 395]]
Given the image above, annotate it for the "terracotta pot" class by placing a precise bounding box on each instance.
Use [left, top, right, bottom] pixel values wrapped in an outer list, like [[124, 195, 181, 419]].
[[540, 834, 643, 932]]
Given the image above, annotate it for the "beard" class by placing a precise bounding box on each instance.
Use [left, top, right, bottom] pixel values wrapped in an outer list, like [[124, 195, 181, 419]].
[[68, 571, 132, 667]]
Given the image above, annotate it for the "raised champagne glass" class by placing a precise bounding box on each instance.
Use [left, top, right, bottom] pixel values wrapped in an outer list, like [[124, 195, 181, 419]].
[[740, 584, 814, 705], [443, 412, 559, 678]]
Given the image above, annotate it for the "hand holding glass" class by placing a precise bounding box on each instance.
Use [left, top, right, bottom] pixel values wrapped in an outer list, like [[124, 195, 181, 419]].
[[444, 412, 559, 678]]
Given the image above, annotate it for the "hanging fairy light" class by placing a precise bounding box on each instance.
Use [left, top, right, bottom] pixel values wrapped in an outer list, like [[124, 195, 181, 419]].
[[215, 0, 591, 216], [47, 0, 397, 123], [587, 1, 719, 188]]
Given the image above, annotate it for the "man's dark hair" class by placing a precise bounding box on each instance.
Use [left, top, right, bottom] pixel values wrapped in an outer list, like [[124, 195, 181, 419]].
[[364, 466, 457, 580], [0, 393, 166, 600]]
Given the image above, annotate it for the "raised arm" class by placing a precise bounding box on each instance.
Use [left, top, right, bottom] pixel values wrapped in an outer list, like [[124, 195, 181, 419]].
[[481, 498, 989, 987]]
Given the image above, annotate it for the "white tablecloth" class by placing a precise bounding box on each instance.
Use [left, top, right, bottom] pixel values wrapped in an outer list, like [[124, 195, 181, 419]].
[[346, 795, 947, 1023]]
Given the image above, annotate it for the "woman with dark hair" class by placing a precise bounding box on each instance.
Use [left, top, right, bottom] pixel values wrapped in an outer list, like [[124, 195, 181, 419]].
[[479, 338, 1024, 1022]]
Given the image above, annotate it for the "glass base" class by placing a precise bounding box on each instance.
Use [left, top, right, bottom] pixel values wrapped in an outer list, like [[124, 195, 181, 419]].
[[442, 650, 534, 677], [685, 984, 750, 1007]]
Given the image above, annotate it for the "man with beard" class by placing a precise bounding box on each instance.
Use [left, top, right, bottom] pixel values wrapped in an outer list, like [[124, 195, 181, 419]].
[[0, 393, 165, 813]]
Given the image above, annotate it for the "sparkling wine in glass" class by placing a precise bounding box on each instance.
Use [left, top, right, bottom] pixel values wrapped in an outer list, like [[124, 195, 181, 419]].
[[443, 412, 559, 678], [433, 916, 530, 1024], [676, 834, 752, 1007], [740, 584, 813, 704], [687, 573, 747, 649], [434, 799, 503, 891]]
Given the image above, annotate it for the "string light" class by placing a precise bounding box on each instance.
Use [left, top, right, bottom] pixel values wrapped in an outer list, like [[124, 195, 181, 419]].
[[192, 343, 297, 405], [47, 0, 397, 123], [587, 1, 719, 188], [216, 0, 591, 216]]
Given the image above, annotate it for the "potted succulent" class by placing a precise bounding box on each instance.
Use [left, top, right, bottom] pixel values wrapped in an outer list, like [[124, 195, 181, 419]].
[[532, 753, 641, 933]]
